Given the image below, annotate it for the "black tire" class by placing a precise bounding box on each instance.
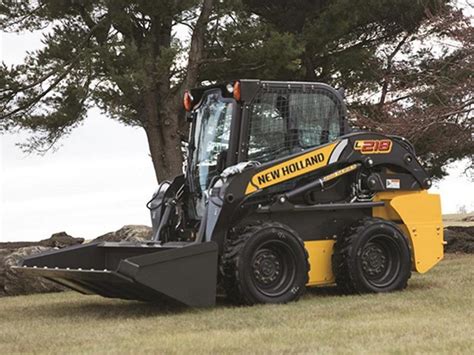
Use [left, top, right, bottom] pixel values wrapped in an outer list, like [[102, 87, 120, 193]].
[[333, 218, 412, 294], [221, 222, 309, 305]]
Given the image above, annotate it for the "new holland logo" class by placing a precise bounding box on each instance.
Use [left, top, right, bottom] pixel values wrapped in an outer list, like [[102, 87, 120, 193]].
[[245, 142, 338, 194], [256, 153, 325, 185], [354, 139, 392, 154]]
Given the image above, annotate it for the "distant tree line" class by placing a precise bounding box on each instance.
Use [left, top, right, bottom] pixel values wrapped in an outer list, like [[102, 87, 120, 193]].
[[0, 0, 472, 181]]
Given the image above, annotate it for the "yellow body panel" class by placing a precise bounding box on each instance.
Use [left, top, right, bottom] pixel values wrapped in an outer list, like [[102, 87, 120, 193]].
[[301, 191, 441, 284], [305, 240, 335, 286], [373, 191, 443, 273], [245, 142, 338, 194]]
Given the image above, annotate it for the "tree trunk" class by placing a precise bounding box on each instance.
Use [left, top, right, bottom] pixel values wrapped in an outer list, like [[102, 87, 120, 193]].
[[143, 90, 183, 183], [303, 45, 317, 81], [145, 122, 183, 183], [142, 0, 214, 183]]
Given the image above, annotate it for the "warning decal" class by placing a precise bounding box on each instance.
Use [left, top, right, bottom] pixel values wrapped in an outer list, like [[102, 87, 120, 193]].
[[386, 178, 401, 189]]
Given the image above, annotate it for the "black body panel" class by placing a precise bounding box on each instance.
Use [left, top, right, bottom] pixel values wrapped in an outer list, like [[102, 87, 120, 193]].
[[205, 129, 429, 253]]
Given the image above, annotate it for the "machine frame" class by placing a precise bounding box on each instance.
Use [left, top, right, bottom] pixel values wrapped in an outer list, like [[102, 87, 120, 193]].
[[14, 79, 444, 307]]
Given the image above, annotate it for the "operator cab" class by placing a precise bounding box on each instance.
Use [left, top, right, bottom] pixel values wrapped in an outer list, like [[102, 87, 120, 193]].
[[185, 80, 347, 216]]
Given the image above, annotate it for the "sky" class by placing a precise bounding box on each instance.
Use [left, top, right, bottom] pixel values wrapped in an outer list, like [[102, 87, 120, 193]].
[[0, 30, 157, 242], [1, 24, 473, 242]]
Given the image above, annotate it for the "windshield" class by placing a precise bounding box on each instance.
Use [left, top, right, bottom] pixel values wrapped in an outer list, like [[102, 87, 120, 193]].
[[190, 91, 233, 201]]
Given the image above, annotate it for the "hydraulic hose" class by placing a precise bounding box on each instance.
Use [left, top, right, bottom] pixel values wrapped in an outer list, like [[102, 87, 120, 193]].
[[285, 163, 361, 201]]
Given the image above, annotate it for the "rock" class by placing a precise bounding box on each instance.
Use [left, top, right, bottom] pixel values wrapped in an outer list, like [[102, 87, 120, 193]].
[[0, 226, 152, 297], [2, 246, 66, 296], [93, 225, 152, 243], [39, 231, 84, 248], [0, 231, 84, 250], [0, 231, 82, 297], [462, 214, 474, 222], [0, 242, 38, 250], [444, 226, 474, 254], [0, 225, 152, 296], [0, 249, 12, 296]]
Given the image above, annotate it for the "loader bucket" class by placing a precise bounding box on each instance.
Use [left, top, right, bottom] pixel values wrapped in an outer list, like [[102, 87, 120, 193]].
[[13, 241, 218, 307]]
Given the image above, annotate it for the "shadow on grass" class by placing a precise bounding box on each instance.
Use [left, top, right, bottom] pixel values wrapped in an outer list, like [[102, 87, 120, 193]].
[[304, 279, 437, 298], [7, 279, 439, 321], [13, 290, 329, 321], [12, 293, 240, 320], [16, 296, 191, 320], [405, 280, 440, 291], [306, 285, 342, 297], [25, 287, 368, 320]]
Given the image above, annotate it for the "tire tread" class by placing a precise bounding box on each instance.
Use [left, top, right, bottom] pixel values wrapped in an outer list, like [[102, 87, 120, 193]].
[[333, 217, 412, 294], [221, 222, 309, 305]]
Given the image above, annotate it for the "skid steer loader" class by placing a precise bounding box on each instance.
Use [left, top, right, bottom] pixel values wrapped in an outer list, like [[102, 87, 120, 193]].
[[15, 80, 443, 307]]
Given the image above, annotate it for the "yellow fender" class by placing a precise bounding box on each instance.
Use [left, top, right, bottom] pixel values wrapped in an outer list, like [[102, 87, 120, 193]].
[[373, 191, 444, 273], [305, 240, 336, 286]]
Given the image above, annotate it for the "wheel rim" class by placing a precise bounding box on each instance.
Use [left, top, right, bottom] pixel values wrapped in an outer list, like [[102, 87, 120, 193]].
[[360, 234, 402, 288], [251, 240, 297, 297]]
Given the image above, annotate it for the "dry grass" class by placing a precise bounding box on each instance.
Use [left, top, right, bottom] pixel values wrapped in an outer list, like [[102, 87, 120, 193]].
[[0, 254, 473, 354], [443, 213, 474, 227]]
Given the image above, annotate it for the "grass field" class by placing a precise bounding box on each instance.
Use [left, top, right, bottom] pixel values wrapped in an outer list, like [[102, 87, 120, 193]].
[[0, 254, 473, 354]]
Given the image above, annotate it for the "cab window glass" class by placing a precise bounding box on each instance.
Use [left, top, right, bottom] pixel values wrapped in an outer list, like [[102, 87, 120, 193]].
[[247, 89, 342, 163]]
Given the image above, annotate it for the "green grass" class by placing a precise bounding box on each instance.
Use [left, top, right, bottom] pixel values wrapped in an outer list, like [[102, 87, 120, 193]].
[[1, 254, 473, 354]]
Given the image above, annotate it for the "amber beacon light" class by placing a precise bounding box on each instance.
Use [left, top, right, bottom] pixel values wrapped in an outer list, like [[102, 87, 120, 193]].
[[233, 81, 241, 101], [183, 91, 193, 111]]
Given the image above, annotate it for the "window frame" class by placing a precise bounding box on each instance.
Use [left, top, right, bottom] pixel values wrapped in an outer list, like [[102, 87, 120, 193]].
[[188, 89, 240, 193], [240, 86, 346, 164]]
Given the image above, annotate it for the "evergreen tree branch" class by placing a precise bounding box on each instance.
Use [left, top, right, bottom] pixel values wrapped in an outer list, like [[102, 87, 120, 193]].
[[0, 17, 109, 121]]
